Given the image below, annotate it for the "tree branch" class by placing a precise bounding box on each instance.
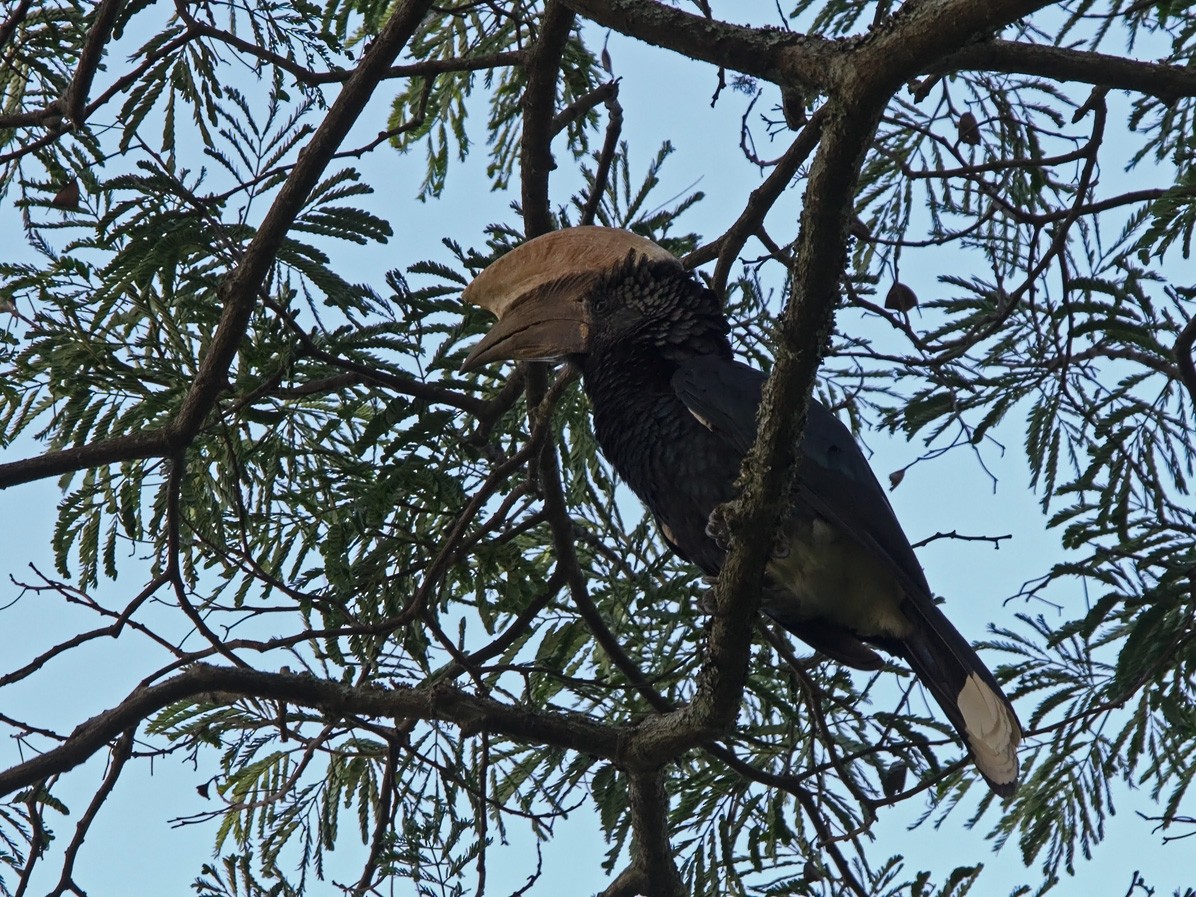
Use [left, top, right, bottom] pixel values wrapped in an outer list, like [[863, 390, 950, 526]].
[[45, 729, 135, 897], [184, 14, 523, 87], [936, 39, 1196, 102], [560, 0, 836, 92], [0, 0, 31, 54], [521, 0, 576, 237], [0, 665, 626, 798], [624, 768, 684, 897], [64, 0, 124, 124], [552, 78, 618, 136], [1175, 310, 1196, 408], [580, 84, 622, 225], [704, 107, 825, 295]]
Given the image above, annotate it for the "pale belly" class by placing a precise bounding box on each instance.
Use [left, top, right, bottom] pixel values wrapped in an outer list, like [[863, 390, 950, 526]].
[[762, 516, 914, 639]]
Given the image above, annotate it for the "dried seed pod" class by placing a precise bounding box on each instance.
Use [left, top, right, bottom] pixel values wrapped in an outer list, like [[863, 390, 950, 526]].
[[885, 281, 918, 312], [958, 111, 981, 146], [51, 178, 80, 210]]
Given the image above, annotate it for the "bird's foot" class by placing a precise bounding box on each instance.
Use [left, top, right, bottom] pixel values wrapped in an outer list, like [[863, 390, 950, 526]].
[[704, 506, 731, 550], [770, 528, 791, 560], [706, 506, 791, 560]]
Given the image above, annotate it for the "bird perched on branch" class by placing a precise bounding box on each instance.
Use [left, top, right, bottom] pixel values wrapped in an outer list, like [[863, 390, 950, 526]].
[[460, 226, 1021, 795]]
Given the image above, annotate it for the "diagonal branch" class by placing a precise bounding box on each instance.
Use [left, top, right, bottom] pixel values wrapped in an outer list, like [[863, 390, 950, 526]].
[[0, 0, 31, 53], [45, 729, 135, 897], [703, 107, 826, 295], [64, 0, 124, 124], [0, 665, 626, 799], [552, 79, 619, 136], [521, 0, 576, 238]]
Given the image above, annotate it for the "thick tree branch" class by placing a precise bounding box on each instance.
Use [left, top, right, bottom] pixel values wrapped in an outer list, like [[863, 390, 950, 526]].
[[936, 39, 1196, 102], [560, 0, 836, 92], [0, 665, 625, 798], [674, 0, 1057, 754], [0, 430, 175, 489], [845, 0, 1053, 100], [624, 768, 684, 897], [562, 0, 1196, 109]]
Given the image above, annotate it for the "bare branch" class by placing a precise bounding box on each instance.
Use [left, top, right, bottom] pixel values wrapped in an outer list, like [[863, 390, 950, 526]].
[[560, 0, 836, 92], [937, 39, 1196, 102], [64, 0, 124, 124], [624, 768, 684, 897], [45, 730, 135, 897], [552, 79, 618, 136], [580, 84, 622, 225], [521, 0, 576, 237], [700, 107, 825, 294], [0, 665, 626, 799]]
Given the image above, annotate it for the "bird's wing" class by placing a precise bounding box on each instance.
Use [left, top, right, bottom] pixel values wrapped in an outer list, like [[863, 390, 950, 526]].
[[672, 356, 1022, 795], [670, 356, 931, 600]]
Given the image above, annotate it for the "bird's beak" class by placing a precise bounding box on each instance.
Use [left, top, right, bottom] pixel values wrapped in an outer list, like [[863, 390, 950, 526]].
[[459, 226, 678, 373], [460, 285, 589, 372]]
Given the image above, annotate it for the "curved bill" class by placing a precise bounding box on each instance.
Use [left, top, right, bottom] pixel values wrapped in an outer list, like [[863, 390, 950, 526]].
[[460, 286, 590, 372], [460, 227, 677, 372]]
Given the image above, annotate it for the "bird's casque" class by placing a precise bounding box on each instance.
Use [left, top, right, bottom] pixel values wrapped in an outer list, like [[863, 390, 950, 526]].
[[461, 225, 1021, 795]]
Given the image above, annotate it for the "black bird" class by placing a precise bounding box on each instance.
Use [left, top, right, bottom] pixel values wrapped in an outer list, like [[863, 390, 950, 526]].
[[461, 226, 1021, 795]]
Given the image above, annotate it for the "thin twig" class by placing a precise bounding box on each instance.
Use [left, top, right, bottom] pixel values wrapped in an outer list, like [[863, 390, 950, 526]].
[[580, 83, 622, 225]]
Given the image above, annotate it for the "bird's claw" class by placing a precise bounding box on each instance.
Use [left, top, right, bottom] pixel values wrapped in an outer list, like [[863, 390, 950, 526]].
[[705, 506, 731, 550], [706, 506, 791, 560], [771, 530, 791, 560]]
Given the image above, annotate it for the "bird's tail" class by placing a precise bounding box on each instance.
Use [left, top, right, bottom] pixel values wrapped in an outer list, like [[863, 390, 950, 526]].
[[893, 599, 1022, 796]]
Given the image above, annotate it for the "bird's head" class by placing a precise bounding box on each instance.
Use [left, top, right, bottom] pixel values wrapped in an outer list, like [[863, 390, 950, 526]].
[[460, 226, 725, 372]]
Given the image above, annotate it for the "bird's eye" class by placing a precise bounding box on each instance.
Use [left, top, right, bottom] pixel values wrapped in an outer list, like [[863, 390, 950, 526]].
[[590, 292, 609, 314]]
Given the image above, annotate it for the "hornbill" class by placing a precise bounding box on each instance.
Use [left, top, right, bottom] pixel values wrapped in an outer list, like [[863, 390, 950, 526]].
[[460, 226, 1021, 795]]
